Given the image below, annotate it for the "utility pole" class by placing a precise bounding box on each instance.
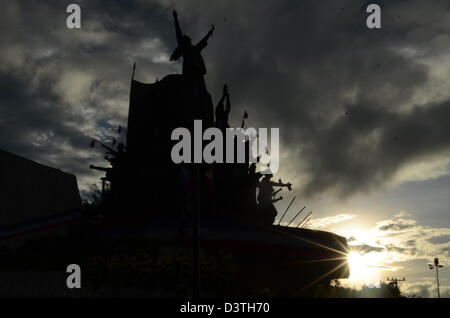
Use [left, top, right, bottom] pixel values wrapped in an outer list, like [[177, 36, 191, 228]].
[[428, 258, 444, 298], [386, 277, 405, 289]]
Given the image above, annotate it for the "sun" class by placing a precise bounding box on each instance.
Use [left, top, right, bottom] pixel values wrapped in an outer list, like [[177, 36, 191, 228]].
[[345, 251, 387, 288], [335, 226, 397, 287], [347, 252, 367, 279]]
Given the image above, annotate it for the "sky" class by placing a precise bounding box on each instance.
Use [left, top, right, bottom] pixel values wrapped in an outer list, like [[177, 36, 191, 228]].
[[1, 0, 450, 297]]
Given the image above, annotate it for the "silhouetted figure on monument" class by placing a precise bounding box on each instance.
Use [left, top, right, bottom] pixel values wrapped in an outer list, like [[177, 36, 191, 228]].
[[239, 162, 263, 219], [171, 10, 215, 96], [257, 174, 292, 224], [215, 84, 231, 130]]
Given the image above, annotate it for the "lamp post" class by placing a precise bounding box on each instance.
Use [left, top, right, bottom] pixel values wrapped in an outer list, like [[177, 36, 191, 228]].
[[428, 258, 444, 298]]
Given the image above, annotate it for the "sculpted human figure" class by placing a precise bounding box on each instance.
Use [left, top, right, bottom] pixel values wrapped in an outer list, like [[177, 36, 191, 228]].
[[171, 10, 215, 96], [258, 174, 292, 224]]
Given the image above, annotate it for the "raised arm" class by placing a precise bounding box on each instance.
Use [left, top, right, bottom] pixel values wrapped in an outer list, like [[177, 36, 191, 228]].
[[216, 84, 227, 111], [196, 24, 215, 50], [270, 179, 292, 191], [173, 10, 183, 45], [216, 93, 226, 112]]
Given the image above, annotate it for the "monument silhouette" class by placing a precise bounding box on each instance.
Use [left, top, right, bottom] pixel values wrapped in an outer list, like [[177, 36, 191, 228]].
[[91, 10, 293, 227], [86, 11, 349, 296]]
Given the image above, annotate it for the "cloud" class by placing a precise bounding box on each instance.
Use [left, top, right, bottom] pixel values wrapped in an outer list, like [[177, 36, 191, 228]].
[[344, 212, 450, 265], [401, 281, 450, 298], [427, 235, 450, 245], [378, 220, 416, 232], [350, 243, 384, 255], [306, 213, 356, 229], [334, 211, 450, 296], [0, 0, 174, 189]]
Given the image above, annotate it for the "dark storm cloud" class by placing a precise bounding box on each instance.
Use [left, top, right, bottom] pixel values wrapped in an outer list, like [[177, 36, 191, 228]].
[[377, 216, 418, 232], [157, 0, 450, 198], [368, 214, 450, 264], [384, 244, 420, 256], [427, 235, 450, 245], [0, 0, 176, 186], [1, 0, 450, 196], [350, 243, 384, 254], [0, 70, 90, 173], [440, 247, 450, 257], [378, 221, 416, 231], [209, 1, 450, 198]]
